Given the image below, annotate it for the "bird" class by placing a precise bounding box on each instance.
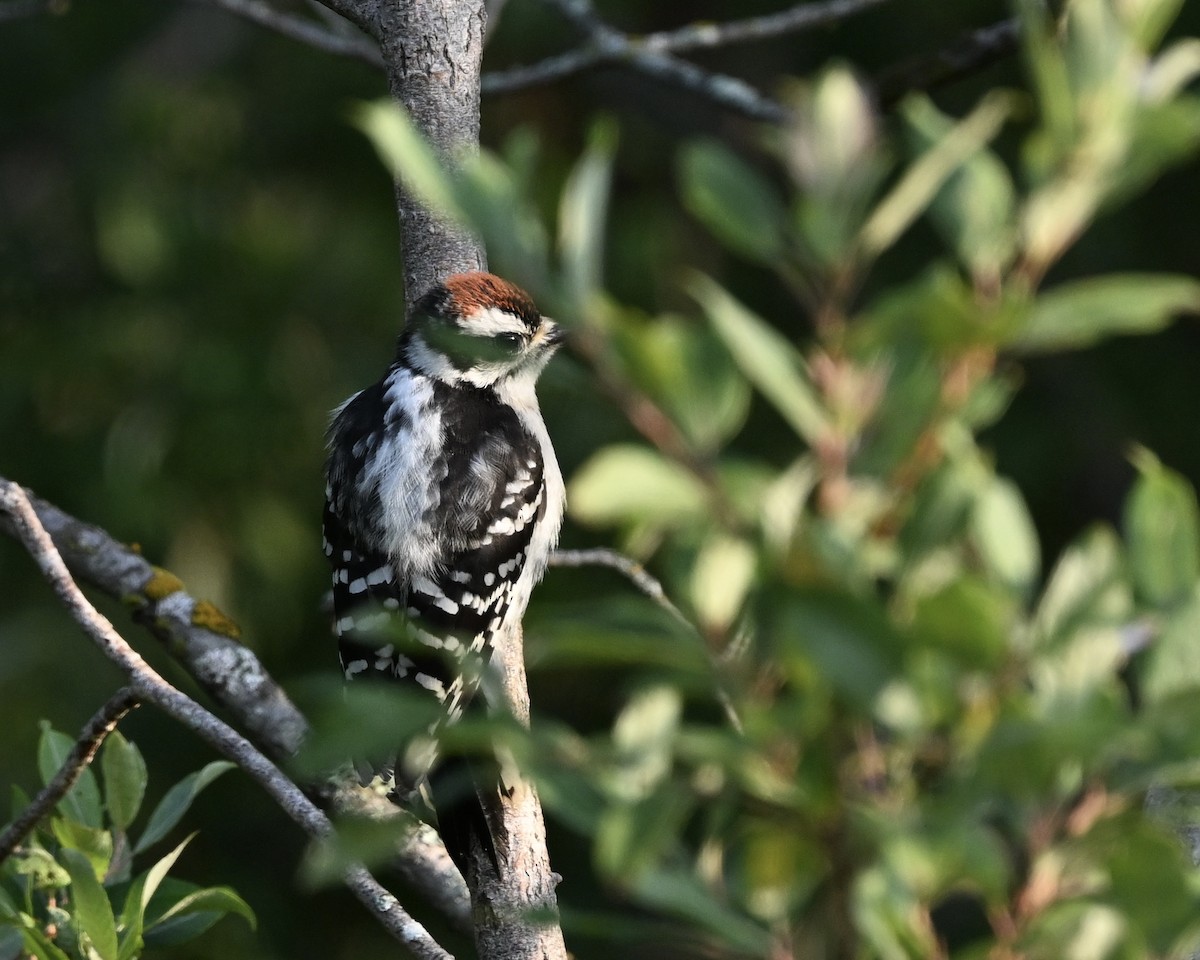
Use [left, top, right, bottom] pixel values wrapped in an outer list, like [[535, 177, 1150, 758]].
[[321, 271, 565, 872]]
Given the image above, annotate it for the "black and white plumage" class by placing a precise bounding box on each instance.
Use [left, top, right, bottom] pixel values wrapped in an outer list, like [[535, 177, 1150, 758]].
[[322, 272, 565, 841]]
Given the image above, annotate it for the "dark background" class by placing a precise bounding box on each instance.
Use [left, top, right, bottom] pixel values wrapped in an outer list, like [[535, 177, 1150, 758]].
[[2, 1, 1198, 956]]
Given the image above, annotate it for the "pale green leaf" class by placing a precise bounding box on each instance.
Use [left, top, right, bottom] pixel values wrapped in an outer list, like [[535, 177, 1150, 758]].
[[970, 477, 1041, 592], [609, 686, 682, 801], [612, 314, 750, 453], [690, 535, 756, 633], [352, 100, 461, 222], [51, 819, 113, 883], [101, 731, 147, 832], [559, 120, 615, 309], [860, 90, 1014, 257], [902, 95, 1017, 277], [1124, 449, 1200, 608], [1034, 526, 1130, 646], [1013, 274, 1200, 353], [689, 273, 828, 444], [1142, 587, 1200, 703], [568, 445, 708, 528]]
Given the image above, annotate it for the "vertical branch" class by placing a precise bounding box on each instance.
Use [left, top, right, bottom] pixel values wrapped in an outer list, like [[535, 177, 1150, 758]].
[[371, 2, 568, 957], [376, 0, 487, 300]]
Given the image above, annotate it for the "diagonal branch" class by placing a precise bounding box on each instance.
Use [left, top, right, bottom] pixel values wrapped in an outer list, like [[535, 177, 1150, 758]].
[[482, 0, 789, 122], [875, 16, 1021, 108], [636, 0, 894, 55], [0, 687, 140, 865], [0, 480, 453, 960], [0, 478, 306, 761], [188, 0, 382, 66]]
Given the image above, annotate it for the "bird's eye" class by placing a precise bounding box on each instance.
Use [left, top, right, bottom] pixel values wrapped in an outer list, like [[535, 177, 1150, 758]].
[[495, 332, 524, 350]]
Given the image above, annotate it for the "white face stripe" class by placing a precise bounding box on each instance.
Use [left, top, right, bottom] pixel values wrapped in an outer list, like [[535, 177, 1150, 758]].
[[459, 305, 533, 338]]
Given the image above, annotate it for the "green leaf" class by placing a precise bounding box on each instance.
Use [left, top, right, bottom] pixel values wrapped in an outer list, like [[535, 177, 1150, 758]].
[[568, 445, 708, 528], [62, 847, 117, 960], [352, 100, 461, 222], [7, 921, 72, 960], [774, 591, 904, 711], [118, 833, 194, 960], [970, 477, 1041, 593], [902, 95, 1017, 277], [629, 867, 772, 955], [10, 845, 70, 890], [144, 885, 255, 947], [101, 731, 147, 833], [910, 577, 1013, 669], [51, 819, 113, 882], [859, 90, 1013, 258], [689, 535, 756, 633], [559, 119, 615, 311], [611, 314, 751, 453], [1141, 587, 1200, 704], [609, 686, 682, 801], [1124, 449, 1200, 608], [689, 273, 828, 444], [37, 722, 103, 829], [134, 762, 234, 854], [678, 140, 787, 263], [1013, 274, 1200, 353], [1034, 526, 1130, 646]]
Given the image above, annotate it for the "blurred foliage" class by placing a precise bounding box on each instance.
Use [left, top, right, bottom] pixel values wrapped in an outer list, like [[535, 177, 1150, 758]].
[[3, 0, 1200, 958], [0, 723, 251, 960]]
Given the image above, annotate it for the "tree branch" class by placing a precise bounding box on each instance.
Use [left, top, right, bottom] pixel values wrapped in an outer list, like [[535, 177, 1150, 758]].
[[0, 480, 453, 960], [189, 0, 382, 66], [0, 477, 305, 761], [550, 547, 688, 626], [0, 475, 471, 931], [0, 687, 140, 865], [875, 15, 1021, 108], [637, 0, 894, 55], [482, 0, 790, 122]]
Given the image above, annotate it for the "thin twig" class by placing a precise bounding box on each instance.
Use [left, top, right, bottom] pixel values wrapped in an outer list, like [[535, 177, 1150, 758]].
[[189, 0, 382, 66], [0, 688, 139, 865], [482, 0, 789, 122], [483, 0, 895, 119], [637, 0, 895, 54], [0, 481, 453, 960], [550, 548, 688, 626], [875, 16, 1021, 108], [548, 547, 744, 734]]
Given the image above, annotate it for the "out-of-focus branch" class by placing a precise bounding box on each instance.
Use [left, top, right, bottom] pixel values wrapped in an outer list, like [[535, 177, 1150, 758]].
[[0, 687, 139, 865], [0, 476, 471, 932], [875, 16, 1021, 108], [0, 480, 453, 960]]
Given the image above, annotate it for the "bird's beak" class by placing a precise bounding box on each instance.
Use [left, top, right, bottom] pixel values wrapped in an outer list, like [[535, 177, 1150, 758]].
[[539, 318, 567, 348]]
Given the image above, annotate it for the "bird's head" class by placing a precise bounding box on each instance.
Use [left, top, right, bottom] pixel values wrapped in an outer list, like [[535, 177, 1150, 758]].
[[400, 272, 564, 391]]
